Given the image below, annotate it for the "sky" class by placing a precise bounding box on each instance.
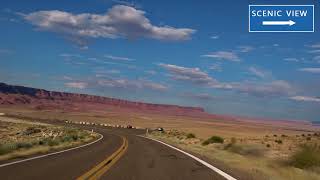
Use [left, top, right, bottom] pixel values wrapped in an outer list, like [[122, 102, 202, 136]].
[[0, 0, 320, 122]]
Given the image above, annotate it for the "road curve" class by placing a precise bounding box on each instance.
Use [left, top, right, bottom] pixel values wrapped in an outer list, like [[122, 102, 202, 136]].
[[0, 125, 227, 180]]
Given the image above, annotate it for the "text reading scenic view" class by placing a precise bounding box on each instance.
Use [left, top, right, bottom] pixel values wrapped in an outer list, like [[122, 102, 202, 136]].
[[0, 0, 319, 180]]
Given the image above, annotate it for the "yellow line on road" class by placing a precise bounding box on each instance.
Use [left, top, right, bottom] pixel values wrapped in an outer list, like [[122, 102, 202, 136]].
[[77, 136, 128, 180]]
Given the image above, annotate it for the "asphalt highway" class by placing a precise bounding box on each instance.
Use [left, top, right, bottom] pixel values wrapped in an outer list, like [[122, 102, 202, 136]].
[[0, 125, 226, 180]]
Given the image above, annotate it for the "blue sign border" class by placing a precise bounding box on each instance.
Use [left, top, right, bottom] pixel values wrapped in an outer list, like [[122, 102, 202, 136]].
[[249, 5, 314, 33]]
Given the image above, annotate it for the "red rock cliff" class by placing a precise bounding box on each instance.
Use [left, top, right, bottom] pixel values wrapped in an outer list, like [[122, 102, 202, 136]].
[[0, 82, 205, 114]]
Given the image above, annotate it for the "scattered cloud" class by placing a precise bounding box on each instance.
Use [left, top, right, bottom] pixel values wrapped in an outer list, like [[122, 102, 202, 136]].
[[309, 43, 320, 49], [181, 92, 215, 101], [209, 63, 222, 72], [284, 58, 300, 62], [60, 53, 82, 58], [24, 5, 195, 47], [299, 68, 320, 74], [313, 56, 320, 62], [145, 70, 157, 75], [64, 82, 88, 89], [62, 76, 73, 80], [210, 35, 219, 39], [159, 63, 217, 85], [105, 54, 134, 61], [97, 78, 168, 91], [111, 0, 141, 9], [308, 49, 320, 54], [289, 96, 320, 103], [159, 63, 293, 98], [231, 80, 294, 97], [202, 51, 240, 62], [237, 46, 254, 53], [307, 44, 320, 54], [95, 69, 121, 75], [87, 56, 137, 69], [248, 66, 271, 79]]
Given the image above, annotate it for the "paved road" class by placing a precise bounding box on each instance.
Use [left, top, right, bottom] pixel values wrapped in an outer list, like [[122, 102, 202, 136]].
[[0, 125, 225, 180]]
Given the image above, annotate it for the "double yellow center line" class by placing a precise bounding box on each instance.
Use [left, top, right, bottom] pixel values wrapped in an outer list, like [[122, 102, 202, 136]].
[[77, 136, 128, 180]]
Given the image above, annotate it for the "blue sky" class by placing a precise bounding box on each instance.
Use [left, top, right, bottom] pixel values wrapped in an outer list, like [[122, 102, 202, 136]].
[[0, 0, 320, 122]]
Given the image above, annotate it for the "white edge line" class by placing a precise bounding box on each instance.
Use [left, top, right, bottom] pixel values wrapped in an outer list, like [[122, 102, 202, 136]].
[[0, 133, 104, 168], [138, 135, 237, 180]]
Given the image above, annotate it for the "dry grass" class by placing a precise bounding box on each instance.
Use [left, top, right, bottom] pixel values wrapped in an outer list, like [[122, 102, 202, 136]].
[[148, 130, 320, 180], [0, 106, 317, 140], [0, 116, 98, 161]]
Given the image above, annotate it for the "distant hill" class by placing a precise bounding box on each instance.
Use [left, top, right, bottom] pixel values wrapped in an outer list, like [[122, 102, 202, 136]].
[[0, 82, 206, 116]]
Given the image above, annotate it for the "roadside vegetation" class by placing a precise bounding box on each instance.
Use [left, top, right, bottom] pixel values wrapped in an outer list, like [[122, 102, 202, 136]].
[[0, 116, 98, 161], [289, 144, 320, 170], [149, 129, 320, 180], [202, 135, 224, 145]]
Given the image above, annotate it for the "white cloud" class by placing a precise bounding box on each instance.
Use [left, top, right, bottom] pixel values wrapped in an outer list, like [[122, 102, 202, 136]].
[[24, 5, 195, 46], [299, 68, 320, 73], [248, 66, 270, 79], [111, 0, 141, 9], [97, 78, 168, 91], [64, 82, 88, 89], [62, 76, 73, 80], [159, 63, 293, 98], [313, 56, 320, 61], [210, 35, 219, 39], [95, 69, 121, 75], [284, 58, 299, 62], [202, 51, 240, 62], [308, 49, 320, 54], [159, 63, 217, 85], [60, 53, 82, 58], [237, 46, 254, 53], [309, 43, 320, 49], [105, 54, 134, 61], [290, 96, 320, 103], [231, 80, 294, 97], [209, 64, 222, 72], [145, 70, 157, 75]]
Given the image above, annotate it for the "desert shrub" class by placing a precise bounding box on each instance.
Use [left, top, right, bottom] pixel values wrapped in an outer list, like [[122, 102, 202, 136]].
[[306, 137, 311, 141], [202, 136, 224, 145], [40, 138, 60, 146], [273, 134, 277, 137], [0, 143, 17, 155], [23, 127, 41, 135], [62, 135, 73, 142], [290, 144, 320, 169], [186, 133, 196, 139], [225, 143, 265, 157], [266, 144, 271, 148], [281, 134, 287, 138], [275, 140, 283, 144], [302, 134, 305, 137], [16, 142, 33, 149], [47, 139, 60, 146], [71, 134, 79, 141]]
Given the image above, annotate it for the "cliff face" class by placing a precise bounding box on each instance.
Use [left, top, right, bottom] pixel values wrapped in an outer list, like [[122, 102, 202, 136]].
[[0, 83, 205, 114]]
